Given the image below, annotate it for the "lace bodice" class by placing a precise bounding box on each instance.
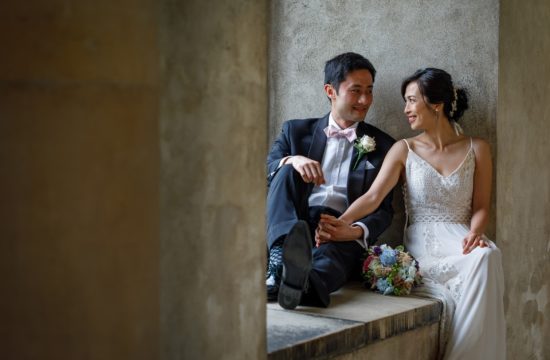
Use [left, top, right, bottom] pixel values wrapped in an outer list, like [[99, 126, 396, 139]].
[[403, 139, 474, 224]]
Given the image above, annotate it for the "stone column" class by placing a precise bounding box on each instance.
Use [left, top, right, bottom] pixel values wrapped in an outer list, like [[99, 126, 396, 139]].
[[2, 0, 268, 359], [1, 1, 160, 359], [498, 0, 550, 358], [159, 1, 268, 359]]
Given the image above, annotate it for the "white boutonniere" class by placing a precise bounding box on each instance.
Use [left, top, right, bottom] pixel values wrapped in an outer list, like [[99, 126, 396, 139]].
[[353, 135, 376, 170]]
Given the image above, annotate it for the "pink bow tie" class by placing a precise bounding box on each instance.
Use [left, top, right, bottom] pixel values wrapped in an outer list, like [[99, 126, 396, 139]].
[[324, 126, 357, 142]]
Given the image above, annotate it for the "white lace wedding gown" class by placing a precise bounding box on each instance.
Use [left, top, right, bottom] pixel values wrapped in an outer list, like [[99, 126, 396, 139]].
[[402, 138, 506, 360]]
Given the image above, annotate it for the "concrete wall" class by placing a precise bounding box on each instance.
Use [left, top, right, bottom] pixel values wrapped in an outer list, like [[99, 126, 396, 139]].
[[159, 1, 268, 359], [498, 0, 550, 358], [0, 1, 160, 359], [269, 0, 498, 243]]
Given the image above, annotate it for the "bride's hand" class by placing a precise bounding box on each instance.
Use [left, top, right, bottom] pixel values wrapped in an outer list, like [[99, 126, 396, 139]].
[[462, 231, 488, 254], [315, 214, 362, 247]]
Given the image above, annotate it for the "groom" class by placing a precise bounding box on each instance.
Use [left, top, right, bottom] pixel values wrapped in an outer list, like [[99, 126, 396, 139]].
[[266, 52, 395, 309]]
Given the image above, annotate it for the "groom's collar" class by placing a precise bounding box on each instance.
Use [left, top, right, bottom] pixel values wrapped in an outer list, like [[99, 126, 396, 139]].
[[328, 113, 360, 131]]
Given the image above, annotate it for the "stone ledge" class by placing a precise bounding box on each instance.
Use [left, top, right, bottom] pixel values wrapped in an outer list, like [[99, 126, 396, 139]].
[[267, 282, 441, 359]]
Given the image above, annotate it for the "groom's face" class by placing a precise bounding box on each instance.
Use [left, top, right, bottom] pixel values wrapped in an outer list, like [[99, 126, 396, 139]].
[[325, 69, 374, 128]]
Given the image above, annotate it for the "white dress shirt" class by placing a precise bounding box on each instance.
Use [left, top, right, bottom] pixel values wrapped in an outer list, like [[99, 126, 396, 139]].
[[308, 114, 370, 247]]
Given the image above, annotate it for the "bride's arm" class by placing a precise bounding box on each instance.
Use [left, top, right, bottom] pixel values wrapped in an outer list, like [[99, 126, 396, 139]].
[[316, 141, 407, 244], [463, 138, 493, 254], [339, 141, 407, 224]]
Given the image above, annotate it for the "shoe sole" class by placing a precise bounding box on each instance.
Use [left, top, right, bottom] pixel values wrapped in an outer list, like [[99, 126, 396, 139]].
[[278, 221, 312, 310]]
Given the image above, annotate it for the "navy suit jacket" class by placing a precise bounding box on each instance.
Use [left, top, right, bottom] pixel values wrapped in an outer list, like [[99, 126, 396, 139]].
[[267, 113, 395, 245]]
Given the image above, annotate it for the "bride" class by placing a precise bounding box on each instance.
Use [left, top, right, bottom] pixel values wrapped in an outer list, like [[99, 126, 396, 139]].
[[316, 68, 506, 360]]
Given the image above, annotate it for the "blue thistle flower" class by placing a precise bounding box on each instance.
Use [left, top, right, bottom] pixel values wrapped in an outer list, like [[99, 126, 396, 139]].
[[380, 249, 397, 266]]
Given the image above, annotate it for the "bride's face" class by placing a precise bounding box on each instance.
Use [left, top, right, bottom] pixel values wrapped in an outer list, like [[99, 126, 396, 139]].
[[403, 82, 436, 131]]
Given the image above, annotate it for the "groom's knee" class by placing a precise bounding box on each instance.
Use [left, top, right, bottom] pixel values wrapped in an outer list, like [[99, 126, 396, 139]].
[[267, 165, 308, 200], [271, 165, 301, 185]]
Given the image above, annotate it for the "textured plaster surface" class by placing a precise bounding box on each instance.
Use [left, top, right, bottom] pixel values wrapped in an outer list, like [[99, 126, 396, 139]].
[[498, 0, 550, 358], [269, 0, 499, 243], [159, 1, 268, 359]]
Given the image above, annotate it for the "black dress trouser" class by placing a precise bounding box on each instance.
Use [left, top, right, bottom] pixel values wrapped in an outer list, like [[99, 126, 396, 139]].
[[266, 165, 364, 307]]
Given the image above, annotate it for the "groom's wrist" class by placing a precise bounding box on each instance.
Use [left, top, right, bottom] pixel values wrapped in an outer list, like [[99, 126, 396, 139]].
[[351, 224, 363, 239], [277, 156, 293, 168], [350, 224, 364, 239], [352, 222, 369, 247]]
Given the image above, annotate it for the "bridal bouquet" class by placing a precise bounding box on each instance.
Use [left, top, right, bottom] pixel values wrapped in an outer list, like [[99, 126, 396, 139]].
[[362, 244, 422, 296]]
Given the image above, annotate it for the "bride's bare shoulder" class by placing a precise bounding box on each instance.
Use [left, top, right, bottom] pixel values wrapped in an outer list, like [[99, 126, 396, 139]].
[[387, 139, 411, 162], [470, 137, 491, 154], [399, 135, 425, 151]]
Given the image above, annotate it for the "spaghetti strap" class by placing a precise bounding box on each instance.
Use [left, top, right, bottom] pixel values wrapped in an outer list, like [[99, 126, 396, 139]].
[[403, 138, 411, 150], [470, 137, 473, 149], [402, 138, 411, 231]]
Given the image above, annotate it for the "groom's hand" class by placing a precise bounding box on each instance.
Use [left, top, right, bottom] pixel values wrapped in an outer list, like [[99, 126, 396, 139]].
[[315, 214, 363, 246], [286, 155, 325, 185]]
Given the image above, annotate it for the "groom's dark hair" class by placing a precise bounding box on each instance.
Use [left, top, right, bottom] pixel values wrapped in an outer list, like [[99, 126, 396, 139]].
[[324, 52, 376, 94]]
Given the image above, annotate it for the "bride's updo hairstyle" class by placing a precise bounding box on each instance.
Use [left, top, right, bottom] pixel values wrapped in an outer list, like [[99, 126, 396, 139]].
[[401, 68, 469, 122]]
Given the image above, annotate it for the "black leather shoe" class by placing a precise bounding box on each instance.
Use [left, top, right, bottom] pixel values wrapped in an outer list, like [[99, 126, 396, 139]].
[[278, 221, 312, 310], [266, 280, 279, 302], [266, 271, 281, 302]]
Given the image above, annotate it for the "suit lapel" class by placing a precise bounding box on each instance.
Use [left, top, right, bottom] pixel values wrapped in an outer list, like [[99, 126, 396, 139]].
[[347, 122, 365, 202], [347, 122, 383, 202], [307, 114, 329, 162]]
